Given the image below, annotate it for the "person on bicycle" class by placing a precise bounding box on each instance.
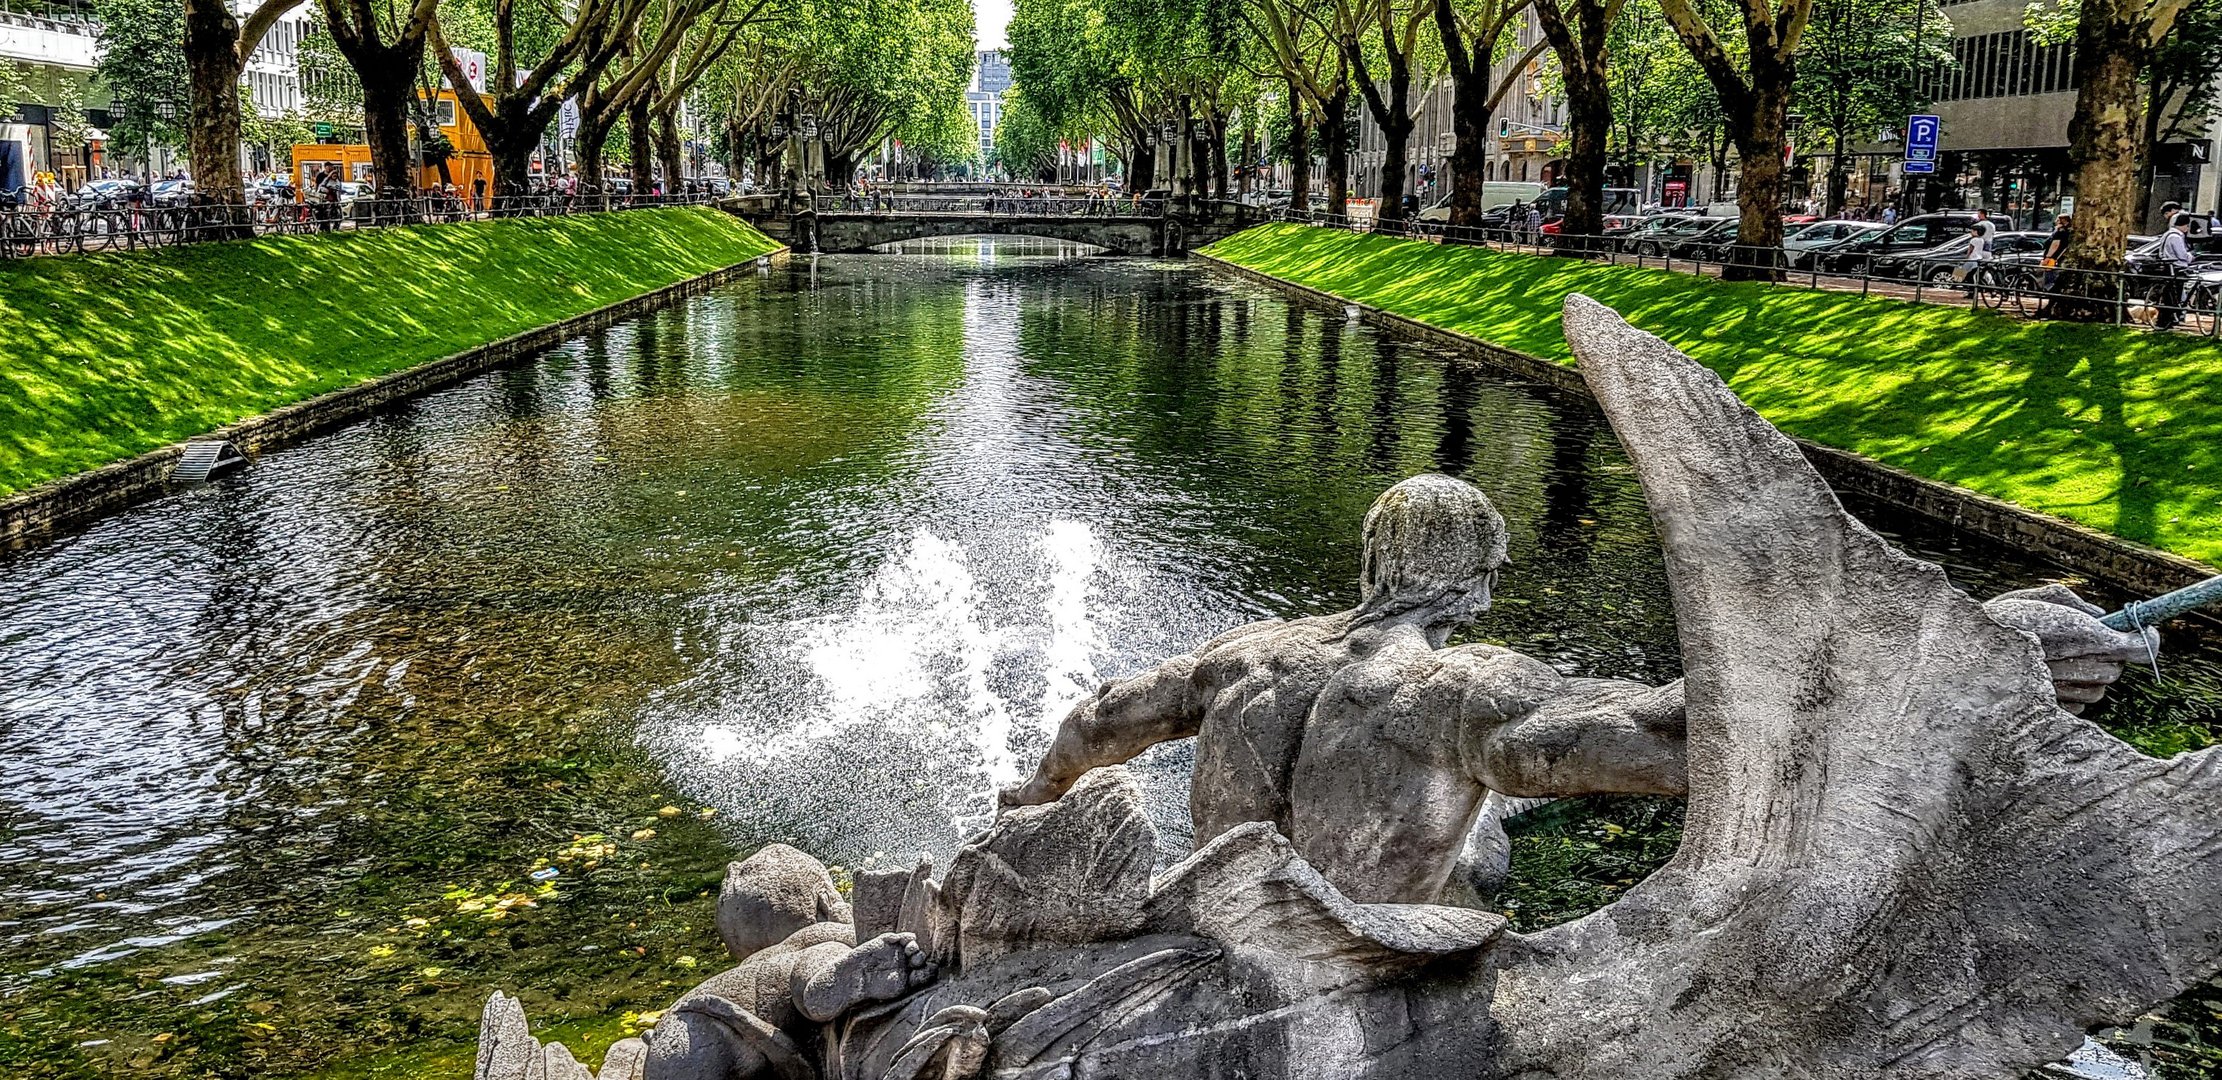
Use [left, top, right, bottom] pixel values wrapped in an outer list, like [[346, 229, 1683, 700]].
[[2155, 213, 2197, 330]]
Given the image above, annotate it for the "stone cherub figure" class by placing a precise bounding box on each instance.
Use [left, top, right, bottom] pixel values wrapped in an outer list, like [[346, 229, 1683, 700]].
[[1002, 473, 2158, 905], [478, 844, 938, 1080]]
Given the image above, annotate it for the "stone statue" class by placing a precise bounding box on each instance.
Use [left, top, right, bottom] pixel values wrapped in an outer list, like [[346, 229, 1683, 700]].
[[471, 294, 2222, 1080], [1003, 475, 2155, 905]]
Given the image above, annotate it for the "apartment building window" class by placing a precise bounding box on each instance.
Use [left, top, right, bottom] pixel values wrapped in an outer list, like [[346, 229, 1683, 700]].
[[1931, 30, 2077, 102]]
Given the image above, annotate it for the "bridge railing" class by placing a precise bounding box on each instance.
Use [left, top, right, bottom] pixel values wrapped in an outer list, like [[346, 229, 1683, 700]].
[[812, 192, 1167, 218]]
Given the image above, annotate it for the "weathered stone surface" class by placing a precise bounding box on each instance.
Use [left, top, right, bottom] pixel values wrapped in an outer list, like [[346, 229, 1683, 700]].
[[468, 294, 2222, 1080], [474, 991, 535, 1080], [851, 854, 936, 954], [1477, 293, 2222, 1078], [1145, 822, 1504, 981], [717, 843, 853, 961], [933, 766, 1155, 972], [595, 1037, 647, 1080]]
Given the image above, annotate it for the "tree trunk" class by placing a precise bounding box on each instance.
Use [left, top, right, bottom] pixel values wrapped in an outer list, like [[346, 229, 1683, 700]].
[[1826, 123, 1848, 216], [1558, 68, 1611, 252], [183, 0, 249, 235], [2061, 12, 2145, 273], [1722, 63, 1793, 282], [1322, 86, 1351, 217], [577, 114, 612, 205], [656, 107, 685, 193], [1130, 140, 1155, 190], [1444, 68, 1490, 235], [1363, 61, 1414, 230], [1210, 111, 1230, 200], [628, 95, 655, 194], [1287, 92, 1312, 213], [359, 62, 418, 197]]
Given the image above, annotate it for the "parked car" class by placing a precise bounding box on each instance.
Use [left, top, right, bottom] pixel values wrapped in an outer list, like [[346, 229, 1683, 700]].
[[1619, 214, 1717, 256], [1870, 231, 2049, 281], [1664, 217, 1742, 259], [1782, 219, 1885, 270], [147, 179, 197, 207], [62, 178, 143, 210], [1816, 211, 1984, 273], [2126, 231, 2222, 275]]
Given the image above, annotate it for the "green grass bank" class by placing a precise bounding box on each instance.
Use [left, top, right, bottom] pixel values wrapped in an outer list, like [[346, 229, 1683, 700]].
[[0, 207, 778, 497], [1204, 223, 2222, 566]]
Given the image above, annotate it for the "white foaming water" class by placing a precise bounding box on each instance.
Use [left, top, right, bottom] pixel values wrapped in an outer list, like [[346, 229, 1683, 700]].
[[643, 514, 1156, 861]]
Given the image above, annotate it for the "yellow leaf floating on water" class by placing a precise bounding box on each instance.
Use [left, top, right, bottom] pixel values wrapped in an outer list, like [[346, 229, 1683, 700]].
[[675, 955, 698, 970], [699, 807, 718, 819], [658, 806, 682, 818], [631, 828, 657, 842]]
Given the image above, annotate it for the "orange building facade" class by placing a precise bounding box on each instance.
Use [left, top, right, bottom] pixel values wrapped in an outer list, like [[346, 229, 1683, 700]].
[[289, 89, 496, 197]]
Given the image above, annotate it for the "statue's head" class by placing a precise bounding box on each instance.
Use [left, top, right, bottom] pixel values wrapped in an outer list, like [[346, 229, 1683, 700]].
[[1358, 474, 1508, 626]]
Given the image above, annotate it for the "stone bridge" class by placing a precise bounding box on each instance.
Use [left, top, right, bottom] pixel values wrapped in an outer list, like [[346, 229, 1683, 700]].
[[722, 195, 1251, 255]]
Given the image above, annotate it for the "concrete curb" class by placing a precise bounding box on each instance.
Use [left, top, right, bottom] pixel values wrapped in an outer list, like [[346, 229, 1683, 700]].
[[0, 248, 788, 550], [1196, 248, 2221, 598]]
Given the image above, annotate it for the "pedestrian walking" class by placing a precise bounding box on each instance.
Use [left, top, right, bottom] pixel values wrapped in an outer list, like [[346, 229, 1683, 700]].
[[472, 175, 487, 213], [1881, 205, 1897, 226], [2038, 213, 2072, 311], [1525, 202, 1543, 245], [316, 168, 342, 231], [1955, 209, 1996, 293]]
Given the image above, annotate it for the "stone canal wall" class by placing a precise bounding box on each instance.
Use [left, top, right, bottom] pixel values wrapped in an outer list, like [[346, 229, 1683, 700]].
[[1197, 250, 2221, 600], [0, 253, 785, 549]]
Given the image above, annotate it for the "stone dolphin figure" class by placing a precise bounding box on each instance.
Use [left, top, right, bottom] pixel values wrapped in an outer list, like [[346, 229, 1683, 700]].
[[475, 294, 2222, 1080]]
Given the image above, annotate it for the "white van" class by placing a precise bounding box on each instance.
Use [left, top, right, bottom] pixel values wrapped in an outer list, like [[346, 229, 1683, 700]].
[[1418, 181, 1547, 222]]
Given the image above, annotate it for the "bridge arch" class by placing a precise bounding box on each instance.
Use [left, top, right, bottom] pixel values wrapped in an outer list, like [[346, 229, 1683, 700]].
[[801, 213, 1167, 255]]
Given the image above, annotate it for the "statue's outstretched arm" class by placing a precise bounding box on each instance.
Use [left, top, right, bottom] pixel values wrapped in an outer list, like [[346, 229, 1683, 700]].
[[1001, 653, 1207, 808], [1471, 677, 1690, 799]]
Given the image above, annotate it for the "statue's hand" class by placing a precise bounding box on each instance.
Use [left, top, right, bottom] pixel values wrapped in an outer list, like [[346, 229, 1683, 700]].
[[1984, 584, 2158, 715]]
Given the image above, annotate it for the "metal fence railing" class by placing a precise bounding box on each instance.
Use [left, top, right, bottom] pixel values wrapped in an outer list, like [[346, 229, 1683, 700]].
[[1276, 208, 2222, 338], [811, 192, 1168, 218], [0, 191, 719, 260]]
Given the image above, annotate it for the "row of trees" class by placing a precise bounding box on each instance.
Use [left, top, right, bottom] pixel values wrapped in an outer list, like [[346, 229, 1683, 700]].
[[998, 0, 2214, 277], [119, 0, 977, 213]]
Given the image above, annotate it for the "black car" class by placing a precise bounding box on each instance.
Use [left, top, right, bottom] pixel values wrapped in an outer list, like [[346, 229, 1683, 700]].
[[1664, 217, 1742, 259], [1871, 231, 2050, 282], [1619, 214, 1721, 256], [1818, 212, 1985, 274], [2126, 231, 2222, 276]]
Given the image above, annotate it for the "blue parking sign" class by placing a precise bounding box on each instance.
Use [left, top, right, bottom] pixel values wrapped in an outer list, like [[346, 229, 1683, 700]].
[[1904, 114, 1940, 175]]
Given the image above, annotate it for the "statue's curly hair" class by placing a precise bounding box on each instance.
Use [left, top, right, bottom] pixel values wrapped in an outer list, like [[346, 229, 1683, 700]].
[[1351, 474, 1508, 628]]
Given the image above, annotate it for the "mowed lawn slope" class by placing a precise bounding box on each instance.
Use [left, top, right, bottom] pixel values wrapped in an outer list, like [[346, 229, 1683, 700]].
[[1206, 223, 2222, 566], [0, 206, 778, 496]]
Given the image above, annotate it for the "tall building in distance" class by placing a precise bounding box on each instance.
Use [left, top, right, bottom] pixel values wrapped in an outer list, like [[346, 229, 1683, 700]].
[[968, 49, 1010, 163]]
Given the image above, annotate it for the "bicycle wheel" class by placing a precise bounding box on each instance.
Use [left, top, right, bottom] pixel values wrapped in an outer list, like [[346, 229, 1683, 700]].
[[51, 211, 85, 254], [1972, 267, 2012, 312], [2, 214, 36, 258]]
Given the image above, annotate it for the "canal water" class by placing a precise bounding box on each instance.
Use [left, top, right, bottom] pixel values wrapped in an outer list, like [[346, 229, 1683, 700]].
[[2, 239, 2216, 1078]]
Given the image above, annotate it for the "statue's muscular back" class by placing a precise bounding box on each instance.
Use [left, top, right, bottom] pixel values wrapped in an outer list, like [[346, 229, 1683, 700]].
[[1181, 612, 1366, 846]]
